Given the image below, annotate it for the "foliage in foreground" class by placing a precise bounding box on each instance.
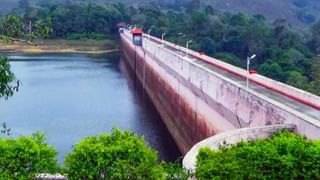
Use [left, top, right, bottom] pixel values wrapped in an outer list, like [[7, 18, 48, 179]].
[[63, 128, 187, 180], [0, 56, 18, 99], [0, 132, 59, 179], [196, 131, 320, 180], [161, 160, 190, 180]]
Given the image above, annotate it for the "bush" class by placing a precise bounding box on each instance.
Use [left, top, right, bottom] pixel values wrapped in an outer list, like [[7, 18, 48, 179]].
[[161, 161, 190, 180], [196, 131, 320, 179], [0, 132, 59, 179], [66, 33, 107, 40], [215, 52, 244, 68], [0, 128, 187, 179], [63, 128, 167, 180], [0, 56, 18, 99]]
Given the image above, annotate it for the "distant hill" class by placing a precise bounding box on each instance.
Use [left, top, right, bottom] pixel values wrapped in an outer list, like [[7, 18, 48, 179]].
[[0, 0, 18, 15], [1, 0, 320, 27], [202, 0, 320, 27]]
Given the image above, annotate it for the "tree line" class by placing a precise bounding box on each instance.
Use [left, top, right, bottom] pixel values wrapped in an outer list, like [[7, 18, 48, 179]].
[[1, 0, 319, 94], [129, 1, 320, 95]]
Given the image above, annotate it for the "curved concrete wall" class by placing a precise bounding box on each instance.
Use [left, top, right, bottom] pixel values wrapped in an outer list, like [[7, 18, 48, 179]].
[[182, 124, 296, 171]]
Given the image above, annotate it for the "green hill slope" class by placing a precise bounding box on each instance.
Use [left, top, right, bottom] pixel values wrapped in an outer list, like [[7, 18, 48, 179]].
[[2, 0, 320, 27], [203, 0, 320, 27], [0, 0, 18, 14]]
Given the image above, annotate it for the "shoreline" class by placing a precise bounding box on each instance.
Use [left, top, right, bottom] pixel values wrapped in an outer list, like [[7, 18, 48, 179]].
[[0, 48, 120, 54], [0, 39, 120, 54]]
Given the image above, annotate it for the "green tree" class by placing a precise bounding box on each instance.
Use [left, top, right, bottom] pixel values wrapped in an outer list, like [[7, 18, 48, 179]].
[[310, 20, 320, 53], [196, 131, 320, 179], [0, 12, 53, 43], [161, 161, 190, 180], [0, 132, 59, 179], [260, 60, 286, 81], [191, 11, 209, 35], [272, 19, 302, 49], [63, 129, 166, 180], [310, 55, 320, 95], [33, 18, 53, 41], [286, 71, 310, 90], [0, 56, 19, 100], [199, 37, 216, 55], [0, 15, 23, 41], [215, 52, 244, 68], [312, 56, 320, 80]]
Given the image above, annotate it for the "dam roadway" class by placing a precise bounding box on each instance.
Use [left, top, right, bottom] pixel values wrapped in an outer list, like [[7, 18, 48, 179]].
[[121, 29, 320, 155]]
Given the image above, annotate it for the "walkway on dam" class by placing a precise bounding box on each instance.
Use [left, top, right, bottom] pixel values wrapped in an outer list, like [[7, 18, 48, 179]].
[[147, 37, 320, 121]]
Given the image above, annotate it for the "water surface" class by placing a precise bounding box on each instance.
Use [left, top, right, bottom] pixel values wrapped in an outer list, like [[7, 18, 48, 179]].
[[0, 53, 181, 163]]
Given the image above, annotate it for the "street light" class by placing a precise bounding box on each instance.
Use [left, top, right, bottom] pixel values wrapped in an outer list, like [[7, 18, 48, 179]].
[[148, 29, 152, 40], [247, 54, 256, 89], [161, 33, 166, 47], [177, 33, 185, 55], [186, 40, 192, 57]]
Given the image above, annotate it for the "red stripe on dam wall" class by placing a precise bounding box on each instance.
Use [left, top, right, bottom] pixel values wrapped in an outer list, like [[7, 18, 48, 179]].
[[120, 35, 236, 154]]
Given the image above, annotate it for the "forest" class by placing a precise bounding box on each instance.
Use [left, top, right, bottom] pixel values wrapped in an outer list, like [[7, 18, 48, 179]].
[[0, 0, 319, 95]]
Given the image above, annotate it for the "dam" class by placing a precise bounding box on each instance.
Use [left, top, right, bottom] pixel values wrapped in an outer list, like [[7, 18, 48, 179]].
[[120, 28, 320, 156]]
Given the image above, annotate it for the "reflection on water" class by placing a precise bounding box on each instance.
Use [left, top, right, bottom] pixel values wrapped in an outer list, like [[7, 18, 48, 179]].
[[0, 53, 181, 163]]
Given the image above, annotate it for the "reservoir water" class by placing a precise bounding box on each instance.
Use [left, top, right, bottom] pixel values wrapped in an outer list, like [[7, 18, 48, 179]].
[[0, 53, 181, 163]]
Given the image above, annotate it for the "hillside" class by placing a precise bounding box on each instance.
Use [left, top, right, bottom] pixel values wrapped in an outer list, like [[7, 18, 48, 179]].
[[0, 0, 18, 15], [203, 0, 320, 27], [1, 0, 320, 27]]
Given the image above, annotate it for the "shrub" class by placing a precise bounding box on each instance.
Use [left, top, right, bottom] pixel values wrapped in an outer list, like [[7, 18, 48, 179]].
[[196, 131, 320, 179], [215, 52, 244, 68], [0, 132, 59, 179], [63, 128, 167, 180], [0, 56, 18, 99], [66, 33, 107, 40], [161, 161, 190, 180]]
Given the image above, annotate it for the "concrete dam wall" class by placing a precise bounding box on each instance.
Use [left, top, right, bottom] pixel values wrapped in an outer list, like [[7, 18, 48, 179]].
[[120, 30, 320, 154]]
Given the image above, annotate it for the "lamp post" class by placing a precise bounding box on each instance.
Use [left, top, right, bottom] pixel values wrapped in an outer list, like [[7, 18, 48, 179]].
[[148, 29, 152, 40], [247, 54, 256, 89], [186, 40, 192, 57], [161, 33, 166, 47], [177, 33, 185, 55]]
